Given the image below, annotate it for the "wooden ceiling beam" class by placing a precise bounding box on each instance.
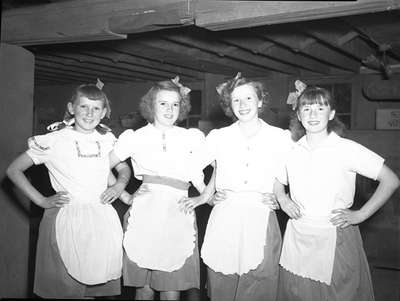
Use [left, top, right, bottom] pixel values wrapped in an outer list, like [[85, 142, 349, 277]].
[[256, 29, 359, 72], [195, 0, 400, 31], [160, 30, 298, 75], [297, 20, 375, 62], [134, 38, 278, 77], [1, 0, 188, 46], [36, 55, 163, 82], [219, 33, 330, 75]]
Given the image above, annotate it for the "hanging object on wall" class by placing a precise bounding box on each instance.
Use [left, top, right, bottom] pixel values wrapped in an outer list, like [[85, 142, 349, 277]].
[[363, 79, 400, 100]]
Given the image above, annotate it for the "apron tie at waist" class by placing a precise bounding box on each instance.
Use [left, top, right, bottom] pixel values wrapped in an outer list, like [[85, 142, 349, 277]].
[[142, 175, 190, 191]]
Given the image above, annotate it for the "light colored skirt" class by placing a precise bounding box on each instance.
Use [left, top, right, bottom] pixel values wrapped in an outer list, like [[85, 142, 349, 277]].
[[278, 225, 375, 301], [207, 211, 281, 301], [34, 207, 121, 298]]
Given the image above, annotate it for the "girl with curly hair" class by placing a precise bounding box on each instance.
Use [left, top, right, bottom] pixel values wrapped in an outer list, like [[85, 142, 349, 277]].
[[109, 77, 205, 300], [274, 85, 399, 301], [181, 73, 293, 301]]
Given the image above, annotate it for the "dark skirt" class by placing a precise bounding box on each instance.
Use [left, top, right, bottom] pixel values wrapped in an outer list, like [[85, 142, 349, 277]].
[[207, 211, 282, 301], [278, 225, 375, 301], [122, 208, 200, 291], [34, 207, 121, 298]]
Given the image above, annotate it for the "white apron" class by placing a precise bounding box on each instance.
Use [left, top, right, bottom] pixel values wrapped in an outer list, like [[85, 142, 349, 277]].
[[56, 201, 123, 285], [279, 216, 337, 285], [123, 182, 196, 272], [201, 191, 271, 275]]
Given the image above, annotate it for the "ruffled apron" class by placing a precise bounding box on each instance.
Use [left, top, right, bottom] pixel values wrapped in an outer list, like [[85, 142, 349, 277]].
[[279, 215, 337, 285], [55, 201, 123, 285], [123, 175, 196, 272], [201, 191, 271, 275]]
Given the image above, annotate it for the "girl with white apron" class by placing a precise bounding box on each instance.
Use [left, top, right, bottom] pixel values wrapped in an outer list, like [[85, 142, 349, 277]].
[[6, 83, 131, 298], [110, 77, 205, 300], [274, 85, 399, 301], [181, 73, 293, 301]]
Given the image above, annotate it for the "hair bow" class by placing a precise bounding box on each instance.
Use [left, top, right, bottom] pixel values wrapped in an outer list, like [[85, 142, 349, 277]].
[[286, 80, 307, 110], [171, 76, 191, 96], [96, 78, 104, 90], [216, 72, 242, 96], [47, 118, 75, 131]]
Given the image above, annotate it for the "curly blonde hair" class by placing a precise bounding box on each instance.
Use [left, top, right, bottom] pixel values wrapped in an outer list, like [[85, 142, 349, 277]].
[[139, 79, 191, 123], [216, 73, 269, 120]]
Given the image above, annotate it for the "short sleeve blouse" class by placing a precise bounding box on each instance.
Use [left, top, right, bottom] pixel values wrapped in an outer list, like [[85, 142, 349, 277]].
[[198, 120, 293, 193], [113, 123, 205, 185], [26, 127, 116, 203], [279, 132, 384, 216]]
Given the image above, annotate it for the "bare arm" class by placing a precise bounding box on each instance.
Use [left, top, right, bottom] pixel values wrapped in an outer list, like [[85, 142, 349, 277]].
[[331, 164, 400, 227], [100, 150, 132, 204], [6, 153, 69, 208], [179, 161, 217, 214], [273, 179, 302, 219]]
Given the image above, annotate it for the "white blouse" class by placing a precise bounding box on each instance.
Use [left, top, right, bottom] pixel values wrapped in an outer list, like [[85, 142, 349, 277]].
[[27, 127, 116, 203], [277, 132, 385, 217], [26, 127, 123, 285], [199, 120, 293, 193], [113, 123, 205, 186]]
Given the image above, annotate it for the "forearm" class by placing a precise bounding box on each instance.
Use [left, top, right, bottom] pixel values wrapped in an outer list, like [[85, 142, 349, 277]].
[[359, 165, 400, 220], [7, 166, 45, 207], [202, 164, 216, 204], [273, 180, 288, 203], [113, 162, 131, 189]]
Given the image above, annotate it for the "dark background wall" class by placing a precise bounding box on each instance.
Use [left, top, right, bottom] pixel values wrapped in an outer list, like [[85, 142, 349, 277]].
[[0, 44, 34, 298]]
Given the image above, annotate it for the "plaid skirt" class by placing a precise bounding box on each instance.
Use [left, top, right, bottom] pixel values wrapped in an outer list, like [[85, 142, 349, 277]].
[[278, 225, 375, 301]]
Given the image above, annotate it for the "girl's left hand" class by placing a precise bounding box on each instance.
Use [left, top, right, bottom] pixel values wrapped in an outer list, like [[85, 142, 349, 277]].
[[100, 183, 124, 204], [178, 195, 208, 214], [330, 208, 366, 228], [262, 193, 279, 210]]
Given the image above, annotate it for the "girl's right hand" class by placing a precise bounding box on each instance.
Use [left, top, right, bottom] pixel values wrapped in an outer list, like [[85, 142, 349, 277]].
[[41, 191, 70, 208], [278, 195, 302, 219], [209, 190, 228, 206]]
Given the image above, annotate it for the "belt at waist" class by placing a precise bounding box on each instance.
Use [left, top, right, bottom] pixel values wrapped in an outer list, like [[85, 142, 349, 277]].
[[142, 175, 190, 191]]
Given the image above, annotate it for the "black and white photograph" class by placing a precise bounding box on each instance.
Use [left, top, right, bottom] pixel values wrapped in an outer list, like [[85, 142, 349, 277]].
[[1, 1, 400, 300]]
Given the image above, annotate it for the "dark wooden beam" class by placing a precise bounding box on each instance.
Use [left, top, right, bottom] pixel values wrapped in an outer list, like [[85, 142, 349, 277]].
[[1, 0, 187, 45], [195, 0, 400, 31], [133, 38, 278, 77], [102, 39, 241, 76], [162, 30, 299, 75], [219, 32, 330, 75], [255, 28, 359, 73], [35, 55, 163, 81]]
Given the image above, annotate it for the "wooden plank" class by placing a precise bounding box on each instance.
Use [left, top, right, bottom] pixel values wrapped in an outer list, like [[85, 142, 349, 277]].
[[220, 32, 330, 74], [134, 38, 279, 77], [195, 0, 400, 31], [109, 1, 194, 34], [35, 55, 163, 81], [297, 20, 374, 62], [161, 29, 299, 74], [1, 0, 187, 45], [255, 28, 360, 72], [101, 40, 242, 76]]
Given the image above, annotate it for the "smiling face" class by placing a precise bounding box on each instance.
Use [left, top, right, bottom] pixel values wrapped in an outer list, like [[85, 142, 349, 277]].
[[153, 89, 181, 129], [230, 84, 262, 123], [67, 95, 106, 134], [297, 102, 335, 136]]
